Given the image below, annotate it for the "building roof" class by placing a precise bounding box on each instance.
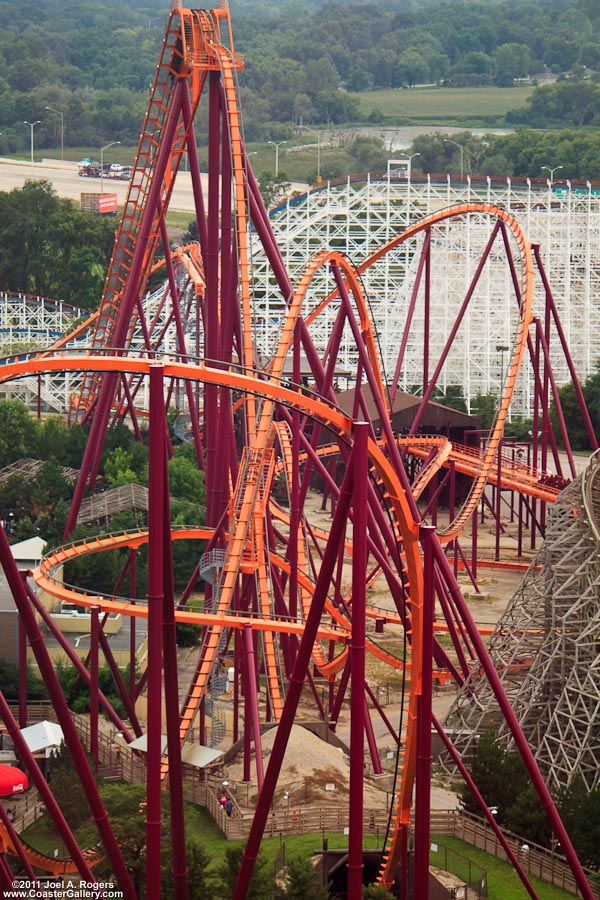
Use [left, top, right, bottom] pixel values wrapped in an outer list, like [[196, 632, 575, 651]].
[[127, 734, 223, 768], [335, 385, 478, 432], [0, 458, 78, 485], [19, 721, 63, 755], [10, 536, 46, 564], [77, 483, 150, 524]]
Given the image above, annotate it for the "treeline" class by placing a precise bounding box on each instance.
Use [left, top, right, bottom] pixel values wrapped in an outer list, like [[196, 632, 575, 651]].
[[1, 0, 600, 155], [0, 181, 115, 309], [411, 128, 600, 182]]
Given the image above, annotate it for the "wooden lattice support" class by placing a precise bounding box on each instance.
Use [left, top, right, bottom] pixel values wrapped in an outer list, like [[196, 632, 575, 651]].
[[442, 452, 600, 793]]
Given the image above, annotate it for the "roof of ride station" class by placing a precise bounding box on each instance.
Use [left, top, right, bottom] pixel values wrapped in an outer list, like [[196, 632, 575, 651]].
[[335, 385, 479, 434]]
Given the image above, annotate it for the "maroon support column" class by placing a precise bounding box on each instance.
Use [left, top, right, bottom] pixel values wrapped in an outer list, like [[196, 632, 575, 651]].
[[17, 601, 27, 729], [433, 715, 539, 900], [348, 422, 369, 899], [0, 800, 36, 879], [243, 623, 265, 790], [146, 364, 166, 900], [413, 525, 436, 900], [129, 550, 137, 700], [161, 460, 189, 900], [232, 452, 356, 900], [0, 541, 134, 894], [433, 541, 595, 900], [90, 605, 100, 772]]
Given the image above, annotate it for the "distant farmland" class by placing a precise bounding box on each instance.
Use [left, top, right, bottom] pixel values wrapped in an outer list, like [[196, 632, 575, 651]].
[[352, 86, 533, 125]]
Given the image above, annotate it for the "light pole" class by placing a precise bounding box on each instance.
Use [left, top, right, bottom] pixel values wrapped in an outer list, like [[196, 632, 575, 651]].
[[496, 344, 509, 387], [267, 140, 287, 177], [23, 120, 41, 164], [297, 125, 322, 182], [45, 106, 65, 160], [399, 151, 420, 178], [541, 164, 563, 185], [443, 138, 464, 179], [100, 140, 121, 192]]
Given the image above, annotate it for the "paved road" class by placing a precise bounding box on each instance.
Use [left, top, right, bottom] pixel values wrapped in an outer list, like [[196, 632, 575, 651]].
[[0, 157, 200, 213]]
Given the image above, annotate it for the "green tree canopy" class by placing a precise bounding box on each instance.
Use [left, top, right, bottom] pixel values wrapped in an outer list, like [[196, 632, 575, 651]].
[[0, 181, 115, 309]]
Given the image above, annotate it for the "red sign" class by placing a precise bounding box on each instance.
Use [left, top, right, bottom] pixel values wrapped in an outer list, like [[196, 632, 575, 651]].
[[0, 763, 28, 797], [98, 193, 118, 214]]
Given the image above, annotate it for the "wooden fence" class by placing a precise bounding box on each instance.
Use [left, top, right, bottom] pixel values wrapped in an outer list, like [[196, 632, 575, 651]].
[[6, 708, 600, 897], [450, 810, 600, 899]]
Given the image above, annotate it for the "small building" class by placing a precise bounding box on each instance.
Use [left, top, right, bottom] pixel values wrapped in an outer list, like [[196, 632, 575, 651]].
[[0, 536, 47, 664], [334, 385, 479, 443]]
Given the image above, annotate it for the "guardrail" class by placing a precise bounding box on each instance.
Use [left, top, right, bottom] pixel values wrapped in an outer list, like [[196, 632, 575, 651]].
[[7, 708, 600, 897]]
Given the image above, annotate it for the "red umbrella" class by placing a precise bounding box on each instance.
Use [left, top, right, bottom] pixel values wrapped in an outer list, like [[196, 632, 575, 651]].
[[0, 764, 28, 797]]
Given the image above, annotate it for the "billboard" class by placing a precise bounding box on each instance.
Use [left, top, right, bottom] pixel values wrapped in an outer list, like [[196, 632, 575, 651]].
[[97, 193, 118, 214], [81, 193, 118, 214]]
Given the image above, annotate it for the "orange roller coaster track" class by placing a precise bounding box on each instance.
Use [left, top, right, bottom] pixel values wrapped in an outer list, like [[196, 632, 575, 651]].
[[0, 4, 596, 900]]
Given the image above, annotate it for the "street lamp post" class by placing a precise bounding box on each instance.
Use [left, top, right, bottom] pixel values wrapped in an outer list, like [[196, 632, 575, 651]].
[[100, 140, 121, 192], [267, 140, 287, 177], [496, 344, 509, 388], [443, 138, 464, 179], [541, 164, 563, 185], [399, 151, 420, 179], [45, 106, 65, 160], [297, 125, 322, 182], [23, 120, 41, 164]]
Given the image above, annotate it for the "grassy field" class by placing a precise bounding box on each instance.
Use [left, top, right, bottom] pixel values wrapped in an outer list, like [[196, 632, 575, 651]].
[[433, 835, 582, 900], [352, 85, 533, 126], [23, 809, 585, 898]]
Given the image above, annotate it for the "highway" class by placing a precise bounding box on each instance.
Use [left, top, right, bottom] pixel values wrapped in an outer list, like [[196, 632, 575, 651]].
[[0, 156, 200, 213]]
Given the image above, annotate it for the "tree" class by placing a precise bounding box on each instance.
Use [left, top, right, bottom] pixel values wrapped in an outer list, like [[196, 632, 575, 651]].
[[493, 43, 531, 86], [471, 392, 497, 429], [347, 136, 387, 173], [550, 365, 600, 450], [362, 885, 393, 899], [394, 48, 429, 87], [558, 776, 600, 869], [459, 728, 529, 826], [433, 384, 467, 413], [257, 172, 292, 210], [313, 90, 361, 125], [63, 521, 132, 597], [104, 446, 139, 487], [176, 620, 202, 648], [508, 81, 600, 128], [305, 57, 340, 95], [48, 742, 94, 830], [170, 843, 211, 900], [32, 457, 71, 514], [214, 846, 278, 900], [505, 783, 551, 846], [0, 401, 37, 467], [0, 659, 47, 701], [346, 59, 372, 93], [0, 181, 115, 308], [76, 782, 159, 895], [182, 219, 199, 244], [279, 857, 331, 899]]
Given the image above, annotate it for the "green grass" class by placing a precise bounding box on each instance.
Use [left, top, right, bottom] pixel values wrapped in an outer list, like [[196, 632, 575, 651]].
[[165, 209, 195, 233], [351, 86, 533, 126], [433, 835, 580, 900], [20, 816, 67, 857], [23, 810, 585, 897]]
